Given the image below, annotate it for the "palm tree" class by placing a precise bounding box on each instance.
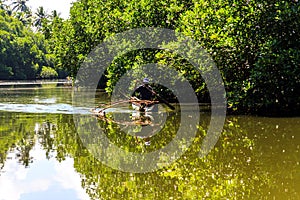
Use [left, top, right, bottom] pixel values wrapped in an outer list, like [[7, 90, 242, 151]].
[[11, 0, 30, 13], [34, 6, 47, 30], [10, 0, 32, 26]]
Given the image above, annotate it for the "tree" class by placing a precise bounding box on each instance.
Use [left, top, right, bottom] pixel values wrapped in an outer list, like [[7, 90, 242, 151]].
[[246, 1, 300, 115], [33, 6, 47, 30], [49, 0, 299, 115], [10, 0, 29, 13], [0, 8, 57, 79]]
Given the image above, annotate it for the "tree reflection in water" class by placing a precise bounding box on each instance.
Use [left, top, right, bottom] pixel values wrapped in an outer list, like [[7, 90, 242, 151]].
[[0, 112, 299, 199]]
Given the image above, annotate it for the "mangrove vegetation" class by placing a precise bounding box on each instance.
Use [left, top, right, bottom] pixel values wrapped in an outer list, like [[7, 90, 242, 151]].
[[0, 0, 299, 115]]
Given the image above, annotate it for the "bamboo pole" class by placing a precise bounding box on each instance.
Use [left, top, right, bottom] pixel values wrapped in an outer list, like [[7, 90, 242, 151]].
[[96, 98, 159, 113]]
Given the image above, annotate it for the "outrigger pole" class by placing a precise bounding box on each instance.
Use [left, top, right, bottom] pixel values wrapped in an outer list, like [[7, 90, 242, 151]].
[[94, 98, 159, 113]]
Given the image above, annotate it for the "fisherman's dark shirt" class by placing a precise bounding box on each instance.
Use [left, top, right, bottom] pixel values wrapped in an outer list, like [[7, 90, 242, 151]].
[[133, 84, 154, 100]]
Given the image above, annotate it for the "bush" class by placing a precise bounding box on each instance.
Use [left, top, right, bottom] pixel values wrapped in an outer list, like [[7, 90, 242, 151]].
[[40, 66, 58, 79]]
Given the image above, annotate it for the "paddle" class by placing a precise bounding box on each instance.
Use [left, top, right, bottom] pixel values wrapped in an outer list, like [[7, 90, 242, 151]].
[[151, 89, 175, 110]]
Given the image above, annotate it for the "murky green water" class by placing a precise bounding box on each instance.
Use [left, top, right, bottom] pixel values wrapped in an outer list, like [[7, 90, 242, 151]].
[[0, 84, 299, 200]]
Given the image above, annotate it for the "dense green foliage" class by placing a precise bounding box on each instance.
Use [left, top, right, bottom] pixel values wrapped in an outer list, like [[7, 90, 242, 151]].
[[0, 9, 49, 79], [0, 0, 299, 115], [0, 1, 64, 79], [51, 0, 299, 115]]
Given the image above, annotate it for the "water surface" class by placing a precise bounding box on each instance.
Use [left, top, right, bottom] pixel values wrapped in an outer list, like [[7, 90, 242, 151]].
[[0, 83, 299, 199]]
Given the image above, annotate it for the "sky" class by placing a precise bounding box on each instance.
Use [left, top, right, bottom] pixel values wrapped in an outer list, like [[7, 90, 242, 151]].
[[27, 0, 75, 19]]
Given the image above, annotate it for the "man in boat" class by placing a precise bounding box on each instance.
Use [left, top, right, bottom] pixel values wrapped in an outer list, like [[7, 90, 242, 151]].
[[131, 78, 156, 111]]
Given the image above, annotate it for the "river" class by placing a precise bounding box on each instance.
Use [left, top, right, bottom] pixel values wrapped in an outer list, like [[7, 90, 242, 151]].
[[0, 82, 299, 199]]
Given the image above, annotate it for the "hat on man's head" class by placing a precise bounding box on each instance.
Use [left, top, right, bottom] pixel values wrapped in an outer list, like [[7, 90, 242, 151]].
[[143, 78, 150, 84]]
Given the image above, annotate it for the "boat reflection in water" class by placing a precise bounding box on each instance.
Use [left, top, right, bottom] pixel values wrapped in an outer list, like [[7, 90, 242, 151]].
[[128, 111, 162, 146], [93, 104, 169, 147]]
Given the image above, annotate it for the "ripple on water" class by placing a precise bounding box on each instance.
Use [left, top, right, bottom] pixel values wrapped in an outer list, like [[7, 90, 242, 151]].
[[0, 103, 90, 115]]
